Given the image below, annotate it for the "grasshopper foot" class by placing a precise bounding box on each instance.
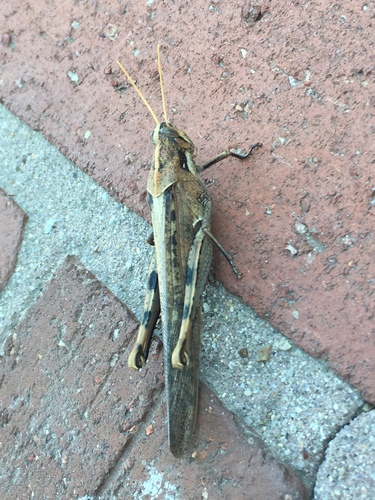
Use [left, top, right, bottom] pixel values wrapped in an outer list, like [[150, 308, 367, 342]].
[[128, 345, 146, 370], [171, 341, 190, 369], [229, 142, 263, 159]]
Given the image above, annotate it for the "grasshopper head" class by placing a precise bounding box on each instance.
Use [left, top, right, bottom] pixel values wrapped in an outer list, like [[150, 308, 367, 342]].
[[151, 122, 195, 154], [148, 122, 198, 197]]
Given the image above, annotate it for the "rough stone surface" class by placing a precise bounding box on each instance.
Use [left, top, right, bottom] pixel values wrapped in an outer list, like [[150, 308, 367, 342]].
[[0, 256, 308, 499], [0, 0, 373, 403], [0, 188, 28, 291], [314, 408, 375, 499]]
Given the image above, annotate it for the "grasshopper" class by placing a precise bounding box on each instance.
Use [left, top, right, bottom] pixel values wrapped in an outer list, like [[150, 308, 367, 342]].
[[118, 46, 261, 457]]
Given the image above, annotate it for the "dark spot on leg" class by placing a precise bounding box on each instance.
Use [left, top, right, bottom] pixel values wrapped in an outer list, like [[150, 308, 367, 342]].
[[142, 310, 151, 324], [148, 270, 158, 290], [182, 304, 190, 319], [186, 266, 194, 286]]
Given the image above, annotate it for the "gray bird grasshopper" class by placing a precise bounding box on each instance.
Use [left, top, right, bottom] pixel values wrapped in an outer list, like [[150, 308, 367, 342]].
[[118, 46, 261, 457]]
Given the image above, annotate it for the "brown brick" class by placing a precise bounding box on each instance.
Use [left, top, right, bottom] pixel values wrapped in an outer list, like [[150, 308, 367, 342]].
[[0, 256, 163, 498], [0, 256, 308, 498], [0, 188, 28, 291]]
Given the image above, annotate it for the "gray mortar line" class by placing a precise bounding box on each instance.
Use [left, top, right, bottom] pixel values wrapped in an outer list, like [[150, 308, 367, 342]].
[[0, 104, 365, 489], [314, 408, 375, 498], [93, 394, 167, 498]]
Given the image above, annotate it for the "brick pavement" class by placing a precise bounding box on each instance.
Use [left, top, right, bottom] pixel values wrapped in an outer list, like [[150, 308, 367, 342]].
[[1, 1, 374, 496], [0, 254, 308, 498]]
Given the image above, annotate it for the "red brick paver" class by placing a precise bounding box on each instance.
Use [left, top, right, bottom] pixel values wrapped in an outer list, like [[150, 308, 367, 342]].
[[0, 257, 307, 498], [0, 188, 27, 291]]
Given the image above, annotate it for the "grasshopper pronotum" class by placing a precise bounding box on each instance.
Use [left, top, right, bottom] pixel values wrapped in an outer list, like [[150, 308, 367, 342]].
[[118, 46, 261, 457]]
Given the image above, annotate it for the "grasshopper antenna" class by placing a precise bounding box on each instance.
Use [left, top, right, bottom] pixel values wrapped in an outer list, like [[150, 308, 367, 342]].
[[117, 60, 160, 125], [157, 44, 169, 125]]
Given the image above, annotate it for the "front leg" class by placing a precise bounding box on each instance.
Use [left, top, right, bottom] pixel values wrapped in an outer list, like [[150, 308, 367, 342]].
[[199, 142, 262, 172]]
